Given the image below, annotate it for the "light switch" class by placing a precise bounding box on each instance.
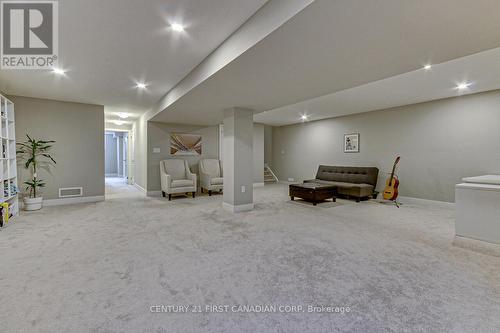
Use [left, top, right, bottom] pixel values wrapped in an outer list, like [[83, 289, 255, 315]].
[[241, 185, 246, 193], [153, 148, 160, 153], [281, 149, 285, 155]]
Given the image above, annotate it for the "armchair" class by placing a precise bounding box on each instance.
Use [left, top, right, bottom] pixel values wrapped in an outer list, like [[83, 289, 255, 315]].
[[199, 159, 223, 196], [160, 159, 197, 200]]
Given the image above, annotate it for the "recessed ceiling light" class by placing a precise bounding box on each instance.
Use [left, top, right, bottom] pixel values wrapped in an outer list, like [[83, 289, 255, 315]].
[[117, 112, 129, 119], [300, 114, 309, 121], [136, 82, 147, 89], [52, 68, 66, 75], [113, 120, 125, 126], [171, 23, 185, 32], [423, 64, 432, 70], [456, 82, 471, 90]]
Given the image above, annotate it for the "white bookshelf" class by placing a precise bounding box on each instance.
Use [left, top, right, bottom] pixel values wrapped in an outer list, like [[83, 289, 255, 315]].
[[0, 93, 19, 222]]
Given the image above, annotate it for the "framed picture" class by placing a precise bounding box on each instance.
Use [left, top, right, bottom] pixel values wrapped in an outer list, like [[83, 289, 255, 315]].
[[170, 133, 202, 155], [344, 133, 359, 153]]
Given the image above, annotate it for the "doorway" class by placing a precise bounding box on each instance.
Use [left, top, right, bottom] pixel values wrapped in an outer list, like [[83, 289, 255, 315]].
[[105, 131, 128, 180], [104, 126, 139, 199], [104, 130, 135, 197]]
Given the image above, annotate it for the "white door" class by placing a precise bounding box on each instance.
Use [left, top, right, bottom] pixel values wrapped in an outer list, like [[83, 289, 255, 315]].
[[128, 131, 134, 185], [123, 135, 128, 180], [219, 124, 223, 161]]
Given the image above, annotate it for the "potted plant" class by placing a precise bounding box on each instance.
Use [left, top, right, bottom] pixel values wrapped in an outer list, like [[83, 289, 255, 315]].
[[16, 135, 56, 211]]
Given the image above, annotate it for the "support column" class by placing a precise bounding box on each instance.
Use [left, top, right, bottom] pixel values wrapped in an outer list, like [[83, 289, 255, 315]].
[[223, 107, 254, 212]]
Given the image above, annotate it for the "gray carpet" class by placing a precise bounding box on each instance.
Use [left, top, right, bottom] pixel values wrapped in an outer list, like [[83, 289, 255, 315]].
[[0, 183, 499, 333]]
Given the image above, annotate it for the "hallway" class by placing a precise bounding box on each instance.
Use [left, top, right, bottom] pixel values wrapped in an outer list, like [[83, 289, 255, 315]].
[[105, 177, 142, 199]]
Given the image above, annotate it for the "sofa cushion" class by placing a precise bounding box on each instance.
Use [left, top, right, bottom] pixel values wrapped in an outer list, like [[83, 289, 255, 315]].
[[211, 177, 223, 185], [171, 179, 194, 188], [338, 185, 374, 197], [315, 165, 379, 187], [164, 160, 186, 180], [304, 178, 374, 198], [201, 159, 221, 177]]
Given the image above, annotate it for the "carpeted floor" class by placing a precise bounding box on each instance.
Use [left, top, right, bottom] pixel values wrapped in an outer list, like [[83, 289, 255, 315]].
[[1, 182, 499, 332]]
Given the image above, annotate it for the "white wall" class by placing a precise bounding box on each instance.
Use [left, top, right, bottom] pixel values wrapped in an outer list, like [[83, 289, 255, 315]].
[[264, 124, 273, 166], [253, 124, 265, 184], [221, 123, 265, 185], [133, 115, 148, 190], [117, 134, 124, 177], [272, 90, 500, 202]]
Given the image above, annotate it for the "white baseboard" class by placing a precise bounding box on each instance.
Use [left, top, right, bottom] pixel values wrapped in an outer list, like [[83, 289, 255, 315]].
[[453, 236, 500, 257], [44, 196, 105, 206], [223, 202, 254, 213], [20, 196, 105, 208], [147, 183, 263, 196], [398, 196, 455, 208], [276, 182, 454, 207], [133, 183, 146, 193]]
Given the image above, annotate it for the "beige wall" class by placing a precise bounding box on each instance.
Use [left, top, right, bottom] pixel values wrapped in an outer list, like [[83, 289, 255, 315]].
[[272, 90, 500, 202], [143, 121, 266, 192], [12, 96, 104, 200]]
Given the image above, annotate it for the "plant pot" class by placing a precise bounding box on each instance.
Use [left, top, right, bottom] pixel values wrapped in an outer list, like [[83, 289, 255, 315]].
[[24, 197, 43, 211]]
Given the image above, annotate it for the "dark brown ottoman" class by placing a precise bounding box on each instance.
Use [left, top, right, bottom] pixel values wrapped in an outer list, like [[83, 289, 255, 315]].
[[289, 183, 337, 206]]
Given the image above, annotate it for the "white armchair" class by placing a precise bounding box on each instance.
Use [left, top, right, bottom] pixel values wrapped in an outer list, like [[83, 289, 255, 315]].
[[199, 159, 223, 196], [160, 159, 197, 200]]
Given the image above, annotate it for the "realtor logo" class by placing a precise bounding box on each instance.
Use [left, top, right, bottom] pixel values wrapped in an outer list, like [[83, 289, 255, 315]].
[[1, 0, 58, 69]]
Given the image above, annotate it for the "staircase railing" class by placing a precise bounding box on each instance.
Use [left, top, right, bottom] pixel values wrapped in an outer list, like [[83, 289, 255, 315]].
[[264, 163, 279, 183]]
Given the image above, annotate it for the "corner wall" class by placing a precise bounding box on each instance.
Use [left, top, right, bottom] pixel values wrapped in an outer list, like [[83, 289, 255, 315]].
[[133, 115, 148, 191], [105, 133, 118, 176], [264, 125, 273, 167], [147, 122, 219, 192], [253, 123, 265, 184], [12, 96, 105, 200], [272, 90, 500, 202], [143, 121, 266, 193]]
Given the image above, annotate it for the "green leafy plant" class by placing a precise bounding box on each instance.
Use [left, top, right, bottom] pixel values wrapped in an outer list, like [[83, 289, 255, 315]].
[[16, 135, 56, 198]]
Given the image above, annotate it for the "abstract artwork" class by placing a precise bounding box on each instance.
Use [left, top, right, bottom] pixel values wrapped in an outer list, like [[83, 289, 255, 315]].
[[170, 133, 202, 155], [344, 133, 359, 153]]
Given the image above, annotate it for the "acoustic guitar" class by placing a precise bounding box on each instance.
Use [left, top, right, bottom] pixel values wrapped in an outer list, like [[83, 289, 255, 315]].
[[383, 156, 401, 201]]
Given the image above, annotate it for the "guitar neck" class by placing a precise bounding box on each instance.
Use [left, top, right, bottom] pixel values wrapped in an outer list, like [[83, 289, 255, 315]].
[[389, 164, 396, 180], [389, 157, 400, 182]]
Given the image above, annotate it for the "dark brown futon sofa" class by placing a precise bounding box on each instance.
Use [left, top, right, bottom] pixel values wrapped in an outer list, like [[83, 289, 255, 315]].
[[304, 165, 379, 202]]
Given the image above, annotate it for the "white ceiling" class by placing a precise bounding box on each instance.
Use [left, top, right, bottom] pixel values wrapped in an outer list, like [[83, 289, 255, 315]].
[[151, 0, 500, 125], [254, 47, 500, 126], [0, 0, 268, 122], [3, 0, 500, 129]]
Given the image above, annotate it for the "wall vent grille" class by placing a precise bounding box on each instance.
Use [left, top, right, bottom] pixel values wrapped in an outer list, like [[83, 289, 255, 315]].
[[59, 187, 83, 198]]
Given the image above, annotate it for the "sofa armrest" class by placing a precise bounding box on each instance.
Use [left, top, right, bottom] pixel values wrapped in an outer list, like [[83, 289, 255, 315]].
[[200, 171, 211, 188], [161, 173, 171, 192], [186, 170, 197, 190]]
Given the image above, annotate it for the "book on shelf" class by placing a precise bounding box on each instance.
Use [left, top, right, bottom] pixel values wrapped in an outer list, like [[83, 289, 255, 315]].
[[0, 202, 9, 227]]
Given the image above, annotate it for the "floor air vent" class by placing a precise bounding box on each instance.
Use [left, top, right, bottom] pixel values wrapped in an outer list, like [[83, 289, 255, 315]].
[[59, 187, 83, 198]]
